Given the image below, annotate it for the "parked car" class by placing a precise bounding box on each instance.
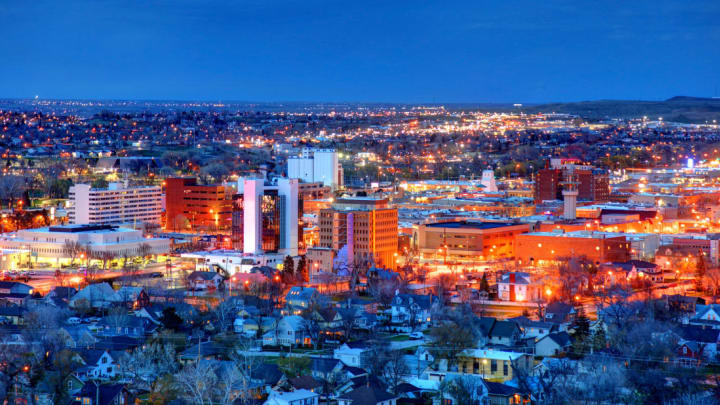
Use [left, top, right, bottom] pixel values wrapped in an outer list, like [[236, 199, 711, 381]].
[[409, 332, 424, 340]]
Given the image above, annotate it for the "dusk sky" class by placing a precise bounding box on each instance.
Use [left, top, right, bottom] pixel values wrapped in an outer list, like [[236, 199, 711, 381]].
[[1, 0, 718, 103]]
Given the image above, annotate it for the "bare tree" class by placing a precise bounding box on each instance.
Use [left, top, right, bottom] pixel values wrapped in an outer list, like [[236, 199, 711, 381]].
[[382, 349, 410, 395], [63, 240, 84, 267], [176, 361, 218, 405]]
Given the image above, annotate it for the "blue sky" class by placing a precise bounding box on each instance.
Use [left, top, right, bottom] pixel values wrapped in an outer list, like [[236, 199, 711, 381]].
[[1, 0, 718, 103]]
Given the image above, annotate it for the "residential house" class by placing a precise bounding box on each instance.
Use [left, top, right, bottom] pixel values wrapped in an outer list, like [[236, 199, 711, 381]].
[[544, 302, 576, 326], [264, 315, 309, 347], [187, 271, 225, 291], [337, 385, 397, 405], [69, 383, 130, 405], [509, 316, 558, 339], [483, 380, 529, 405], [488, 320, 523, 347], [390, 293, 437, 328], [310, 356, 345, 381], [58, 325, 98, 348], [115, 287, 150, 308], [70, 283, 120, 310], [535, 331, 572, 357], [497, 272, 541, 302], [286, 286, 320, 313], [0, 281, 34, 304], [264, 389, 319, 405], [334, 341, 372, 367], [0, 305, 27, 325], [457, 349, 533, 382], [76, 349, 117, 379], [689, 304, 720, 328], [677, 324, 720, 360], [97, 315, 155, 338]]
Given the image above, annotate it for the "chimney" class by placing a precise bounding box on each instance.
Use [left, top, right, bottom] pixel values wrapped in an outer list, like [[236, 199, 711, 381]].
[[509, 273, 515, 283]]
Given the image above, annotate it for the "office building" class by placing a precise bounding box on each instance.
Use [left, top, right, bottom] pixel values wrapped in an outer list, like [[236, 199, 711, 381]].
[[515, 230, 631, 266], [0, 224, 170, 266], [416, 220, 529, 261], [68, 182, 162, 226], [164, 178, 232, 231], [318, 197, 398, 269], [232, 177, 300, 256], [287, 148, 343, 189], [534, 158, 610, 204]]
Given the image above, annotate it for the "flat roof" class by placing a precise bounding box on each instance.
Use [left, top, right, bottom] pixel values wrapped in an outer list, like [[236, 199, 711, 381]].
[[425, 221, 522, 230]]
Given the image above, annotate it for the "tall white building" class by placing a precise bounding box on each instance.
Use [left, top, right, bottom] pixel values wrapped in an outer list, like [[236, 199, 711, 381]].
[[287, 148, 342, 189], [68, 182, 162, 226]]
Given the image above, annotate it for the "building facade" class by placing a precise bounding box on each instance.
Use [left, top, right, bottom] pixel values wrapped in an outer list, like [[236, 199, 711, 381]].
[[68, 183, 163, 226], [287, 148, 343, 189], [534, 159, 610, 204], [164, 178, 232, 231], [0, 224, 170, 266], [319, 197, 398, 269], [416, 221, 529, 261], [515, 231, 631, 266]]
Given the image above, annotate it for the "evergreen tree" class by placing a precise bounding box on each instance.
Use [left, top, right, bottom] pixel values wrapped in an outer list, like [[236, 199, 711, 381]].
[[479, 272, 490, 292], [695, 250, 707, 291], [591, 326, 607, 351], [572, 305, 591, 341], [297, 255, 308, 282], [283, 255, 295, 281]]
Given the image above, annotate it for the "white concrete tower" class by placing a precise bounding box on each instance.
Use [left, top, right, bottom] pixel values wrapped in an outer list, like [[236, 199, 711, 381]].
[[277, 178, 299, 256], [243, 179, 264, 254], [561, 165, 579, 220], [480, 169, 498, 192]]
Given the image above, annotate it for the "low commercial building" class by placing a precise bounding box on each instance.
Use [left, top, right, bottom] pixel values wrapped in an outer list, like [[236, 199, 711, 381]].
[[0, 224, 170, 266], [416, 220, 529, 261], [515, 230, 631, 266]]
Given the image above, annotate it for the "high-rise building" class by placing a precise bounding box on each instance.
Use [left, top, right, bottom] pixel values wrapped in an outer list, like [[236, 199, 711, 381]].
[[318, 197, 398, 269], [287, 148, 343, 189], [232, 177, 299, 256], [534, 159, 610, 204], [164, 178, 232, 231], [68, 183, 162, 226]]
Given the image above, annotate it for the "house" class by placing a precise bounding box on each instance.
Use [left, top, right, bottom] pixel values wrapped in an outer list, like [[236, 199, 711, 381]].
[[497, 272, 541, 302], [264, 315, 309, 347], [97, 315, 155, 338], [187, 271, 224, 290], [544, 302, 576, 325], [0, 305, 27, 325], [535, 331, 572, 357], [0, 281, 33, 295], [286, 286, 319, 312], [115, 287, 150, 308], [606, 260, 664, 283], [689, 304, 720, 328], [390, 293, 437, 327], [483, 380, 529, 405], [45, 286, 77, 306], [509, 316, 558, 339], [313, 308, 344, 341], [337, 385, 397, 405], [76, 349, 117, 379], [457, 349, 533, 382], [264, 389, 319, 405], [69, 383, 130, 405], [334, 341, 371, 367], [58, 325, 98, 348], [70, 283, 120, 310], [288, 375, 324, 393], [678, 341, 704, 363], [488, 320, 523, 346], [310, 356, 345, 381], [676, 324, 720, 360]]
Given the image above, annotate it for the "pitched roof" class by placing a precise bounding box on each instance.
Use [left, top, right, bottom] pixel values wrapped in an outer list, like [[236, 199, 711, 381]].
[[489, 320, 520, 338], [543, 331, 572, 347], [289, 375, 323, 390], [338, 385, 396, 405], [678, 324, 720, 343], [484, 380, 521, 397], [188, 271, 223, 281]]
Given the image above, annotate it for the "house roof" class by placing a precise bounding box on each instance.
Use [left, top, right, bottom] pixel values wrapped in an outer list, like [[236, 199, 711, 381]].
[[542, 331, 572, 347], [188, 271, 223, 281], [611, 260, 657, 270], [678, 324, 720, 343], [251, 363, 284, 385], [338, 385, 396, 405], [72, 383, 125, 405], [79, 349, 109, 366], [289, 375, 323, 390], [484, 380, 521, 397], [311, 356, 342, 374], [489, 320, 520, 338], [393, 293, 436, 310]]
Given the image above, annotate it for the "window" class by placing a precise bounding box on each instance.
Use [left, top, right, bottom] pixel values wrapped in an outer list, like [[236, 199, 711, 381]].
[[503, 362, 509, 376], [491, 359, 497, 373]]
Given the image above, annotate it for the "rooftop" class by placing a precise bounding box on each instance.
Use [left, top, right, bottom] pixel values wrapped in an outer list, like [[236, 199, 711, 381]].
[[425, 220, 522, 230]]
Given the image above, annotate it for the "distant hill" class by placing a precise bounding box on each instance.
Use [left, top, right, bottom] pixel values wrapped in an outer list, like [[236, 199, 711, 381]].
[[521, 96, 720, 123]]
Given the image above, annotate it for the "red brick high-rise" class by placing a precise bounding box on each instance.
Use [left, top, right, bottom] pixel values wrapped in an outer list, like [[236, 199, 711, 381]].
[[533, 159, 610, 204], [164, 178, 232, 231]]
